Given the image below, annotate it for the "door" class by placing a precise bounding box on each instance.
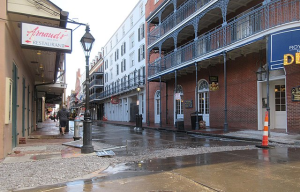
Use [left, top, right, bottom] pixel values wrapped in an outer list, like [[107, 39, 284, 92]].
[[123, 98, 128, 121], [174, 85, 184, 122], [12, 64, 18, 147], [274, 84, 286, 129], [154, 90, 160, 124], [198, 80, 210, 126], [27, 85, 30, 136], [22, 78, 25, 137]]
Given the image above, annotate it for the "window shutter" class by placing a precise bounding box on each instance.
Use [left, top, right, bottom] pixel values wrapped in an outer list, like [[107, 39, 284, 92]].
[[142, 24, 145, 39], [142, 45, 145, 59], [124, 59, 126, 71], [138, 48, 140, 62], [138, 28, 140, 41]]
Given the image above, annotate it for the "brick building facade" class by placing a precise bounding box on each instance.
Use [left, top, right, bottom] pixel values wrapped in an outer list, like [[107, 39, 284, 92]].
[[145, 0, 300, 133]]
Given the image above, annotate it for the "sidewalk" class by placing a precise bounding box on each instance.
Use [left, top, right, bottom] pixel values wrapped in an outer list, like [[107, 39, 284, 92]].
[[95, 120, 300, 145], [3, 118, 300, 164], [1, 119, 87, 164]]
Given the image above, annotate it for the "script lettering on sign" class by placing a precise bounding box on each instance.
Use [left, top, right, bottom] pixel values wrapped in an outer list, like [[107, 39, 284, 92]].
[[21, 23, 72, 53]]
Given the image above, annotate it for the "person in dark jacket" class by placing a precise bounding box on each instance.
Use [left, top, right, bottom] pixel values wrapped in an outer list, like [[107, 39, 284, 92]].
[[57, 105, 70, 135]]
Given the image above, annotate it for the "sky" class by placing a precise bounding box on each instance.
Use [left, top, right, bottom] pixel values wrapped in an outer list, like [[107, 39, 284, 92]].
[[50, 0, 141, 95]]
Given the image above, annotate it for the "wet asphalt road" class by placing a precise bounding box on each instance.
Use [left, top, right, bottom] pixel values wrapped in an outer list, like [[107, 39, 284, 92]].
[[16, 123, 300, 192]]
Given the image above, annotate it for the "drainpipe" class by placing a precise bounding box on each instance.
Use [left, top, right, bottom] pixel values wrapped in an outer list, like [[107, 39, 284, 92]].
[[175, 70, 177, 125], [223, 51, 228, 132], [159, 76, 162, 127], [195, 63, 199, 130]]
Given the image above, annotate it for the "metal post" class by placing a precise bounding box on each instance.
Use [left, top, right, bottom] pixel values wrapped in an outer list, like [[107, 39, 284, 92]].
[[266, 36, 271, 137], [195, 63, 199, 130], [81, 55, 94, 153], [223, 51, 228, 132], [175, 70, 178, 125], [159, 76, 162, 127], [166, 82, 168, 125], [147, 80, 150, 126]]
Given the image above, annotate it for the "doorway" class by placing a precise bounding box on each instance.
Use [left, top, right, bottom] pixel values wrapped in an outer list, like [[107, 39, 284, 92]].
[[257, 77, 286, 130], [174, 85, 184, 123], [197, 80, 210, 126], [12, 63, 18, 148], [154, 90, 160, 124]]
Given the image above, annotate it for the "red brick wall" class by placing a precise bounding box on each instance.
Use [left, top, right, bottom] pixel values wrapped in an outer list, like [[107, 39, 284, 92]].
[[285, 64, 300, 133], [145, 0, 165, 19], [152, 53, 259, 130]]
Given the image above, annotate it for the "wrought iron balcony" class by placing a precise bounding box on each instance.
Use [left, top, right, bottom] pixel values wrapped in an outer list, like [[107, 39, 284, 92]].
[[90, 79, 104, 88], [148, 0, 300, 78], [148, 0, 212, 46], [94, 75, 146, 101]]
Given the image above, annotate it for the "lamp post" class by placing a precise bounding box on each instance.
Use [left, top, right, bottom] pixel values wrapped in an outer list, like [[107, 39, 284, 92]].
[[80, 25, 95, 154]]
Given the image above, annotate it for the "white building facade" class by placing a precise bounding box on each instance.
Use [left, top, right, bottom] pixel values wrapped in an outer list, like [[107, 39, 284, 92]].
[[100, 0, 147, 122]]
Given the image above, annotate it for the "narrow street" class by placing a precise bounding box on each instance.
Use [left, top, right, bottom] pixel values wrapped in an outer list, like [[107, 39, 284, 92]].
[[16, 123, 300, 192]]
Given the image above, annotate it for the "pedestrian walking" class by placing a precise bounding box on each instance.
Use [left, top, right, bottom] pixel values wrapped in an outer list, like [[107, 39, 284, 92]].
[[57, 105, 70, 135]]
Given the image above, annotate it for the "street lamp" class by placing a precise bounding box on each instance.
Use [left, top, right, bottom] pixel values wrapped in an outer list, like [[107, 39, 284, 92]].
[[80, 25, 95, 153], [256, 65, 267, 81]]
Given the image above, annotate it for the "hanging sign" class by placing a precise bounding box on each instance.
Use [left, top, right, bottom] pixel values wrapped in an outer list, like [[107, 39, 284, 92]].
[[111, 96, 119, 104], [21, 23, 72, 53], [209, 76, 219, 91], [291, 86, 300, 101]]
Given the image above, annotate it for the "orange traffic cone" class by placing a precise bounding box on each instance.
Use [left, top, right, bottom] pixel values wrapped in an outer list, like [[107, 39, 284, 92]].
[[256, 111, 274, 148]]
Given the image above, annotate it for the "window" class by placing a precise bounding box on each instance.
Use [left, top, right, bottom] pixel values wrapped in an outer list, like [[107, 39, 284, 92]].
[[115, 49, 119, 61], [105, 60, 108, 69], [138, 24, 145, 41], [130, 52, 135, 67], [121, 59, 126, 72], [122, 25, 125, 37], [105, 73, 108, 83], [116, 34, 118, 43], [116, 64, 119, 75], [198, 80, 209, 114], [275, 85, 286, 111], [138, 44, 145, 62], [110, 69, 113, 80], [140, 3, 144, 17], [130, 15, 133, 27], [110, 55, 113, 66], [129, 34, 134, 49], [121, 42, 126, 56]]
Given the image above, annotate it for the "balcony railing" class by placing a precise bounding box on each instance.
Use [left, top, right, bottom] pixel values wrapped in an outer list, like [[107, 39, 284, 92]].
[[148, 0, 300, 78], [90, 79, 104, 88], [148, 0, 211, 46], [93, 75, 146, 101]]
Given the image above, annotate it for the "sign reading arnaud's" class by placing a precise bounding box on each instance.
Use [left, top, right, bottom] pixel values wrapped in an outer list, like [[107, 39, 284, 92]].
[[269, 28, 300, 70], [21, 23, 72, 53]]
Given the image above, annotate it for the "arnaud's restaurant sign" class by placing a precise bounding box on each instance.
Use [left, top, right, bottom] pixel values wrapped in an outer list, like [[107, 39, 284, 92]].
[[21, 23, 72, 53]]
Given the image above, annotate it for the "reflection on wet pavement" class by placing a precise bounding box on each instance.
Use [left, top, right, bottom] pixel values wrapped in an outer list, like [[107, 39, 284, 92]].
[[16, 124, 300, 192]]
